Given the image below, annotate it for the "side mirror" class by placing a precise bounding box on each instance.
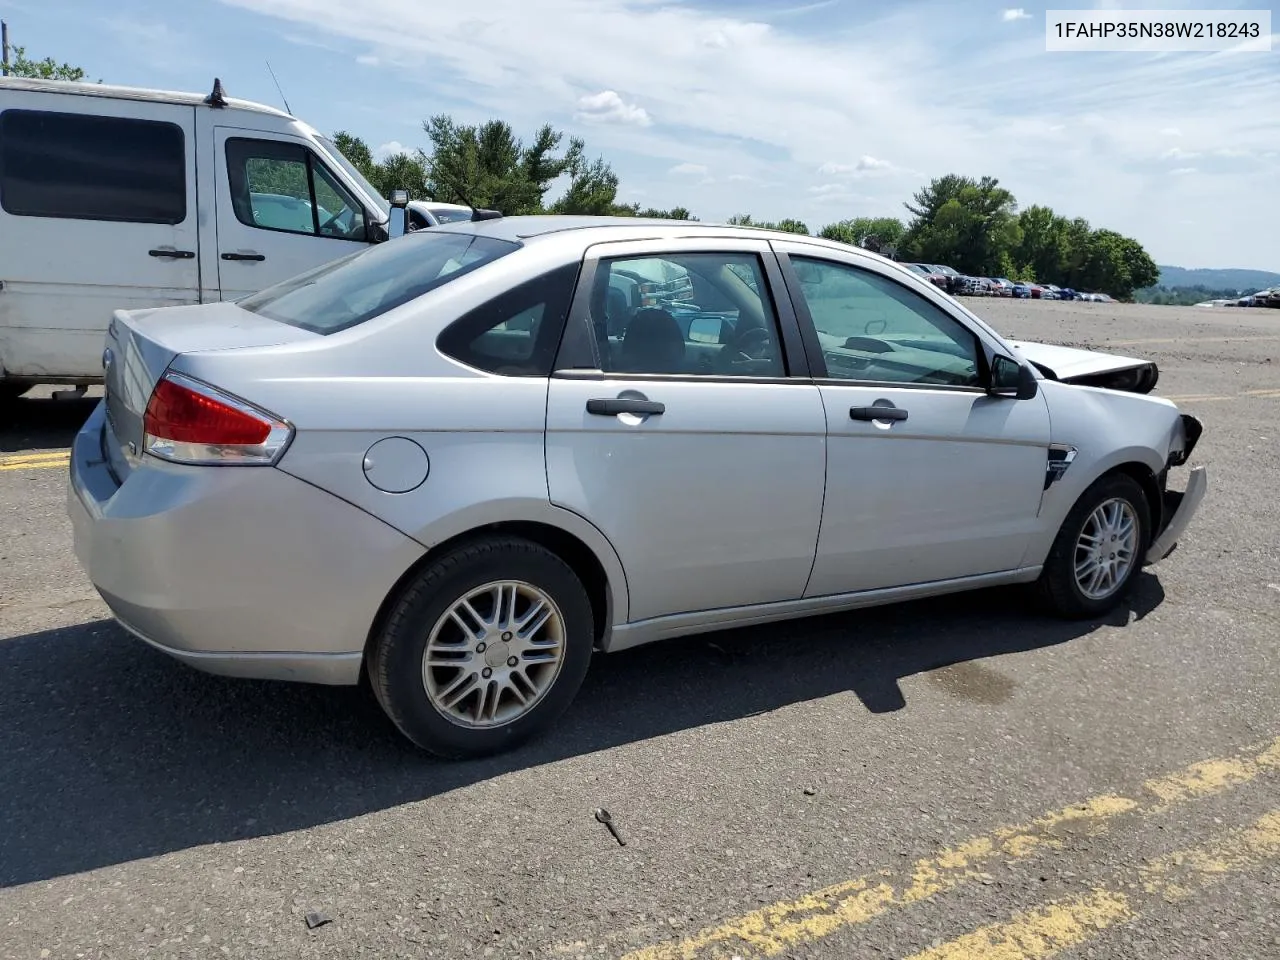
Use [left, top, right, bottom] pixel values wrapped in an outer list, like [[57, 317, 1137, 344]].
[[387, 189, 410, 240], [988, 353, 1038, 400]]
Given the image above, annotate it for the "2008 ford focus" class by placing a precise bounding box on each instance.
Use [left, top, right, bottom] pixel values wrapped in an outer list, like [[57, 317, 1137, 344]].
[[68, 217, 1207, 758]]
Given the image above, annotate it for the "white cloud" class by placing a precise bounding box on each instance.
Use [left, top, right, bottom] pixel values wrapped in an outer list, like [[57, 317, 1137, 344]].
[[727, 174, 755, 182], [818, 156, 896, 177], [1001, 8, 1031, 21], [1161, 147, 1200, 161], [669, 162, 709, 176], [212, 0, 1280, 267], [1161, 127, 1182, 137], [574, 90, 652, 127], [356, 53, 380, 66], [375, 140, 409, 159], [1170, 167, 1198, 175]]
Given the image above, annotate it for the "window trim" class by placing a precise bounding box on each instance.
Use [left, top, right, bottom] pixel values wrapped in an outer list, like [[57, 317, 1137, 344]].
[[0, 108, 188, 225], [551, 239, 812, 382], [225, 136, 369, 243], [774, 249, 994, 393]]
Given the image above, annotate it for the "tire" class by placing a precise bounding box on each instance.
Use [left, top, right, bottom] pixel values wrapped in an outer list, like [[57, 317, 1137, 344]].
[[369, 536, 595, 759], [1035, 472, 1150, 619], [0, 381, 31, 401]]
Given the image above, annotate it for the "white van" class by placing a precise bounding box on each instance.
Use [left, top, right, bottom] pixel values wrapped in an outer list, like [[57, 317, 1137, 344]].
[[0, 76, 400, 398]]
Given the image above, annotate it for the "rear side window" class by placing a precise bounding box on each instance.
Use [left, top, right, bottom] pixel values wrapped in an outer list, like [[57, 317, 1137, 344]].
[[237, 230, 520, 334], [437, 262, 581, 376], [0, 109, 186, 224]]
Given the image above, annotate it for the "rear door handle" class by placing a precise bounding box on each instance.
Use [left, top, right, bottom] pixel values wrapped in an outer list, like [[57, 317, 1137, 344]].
[[850, 405, 908, 422], [149, 249, 195, 259], [221, 252, 266, 261], [587, 397, 665, 416]]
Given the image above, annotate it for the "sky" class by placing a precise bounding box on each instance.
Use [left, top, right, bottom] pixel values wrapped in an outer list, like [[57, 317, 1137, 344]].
[[3, 0, 1277, 270]]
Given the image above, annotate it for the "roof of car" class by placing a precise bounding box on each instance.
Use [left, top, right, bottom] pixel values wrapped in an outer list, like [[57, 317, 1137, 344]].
[[429, 214, 871, 251], [0, 76, 294, 119]]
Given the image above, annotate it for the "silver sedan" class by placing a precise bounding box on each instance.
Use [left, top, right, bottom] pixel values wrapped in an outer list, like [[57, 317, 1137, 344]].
[[68, 217, 1207, 758]]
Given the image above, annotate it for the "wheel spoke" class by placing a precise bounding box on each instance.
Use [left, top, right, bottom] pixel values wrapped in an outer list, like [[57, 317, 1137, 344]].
[[437, 671, 477, 710]]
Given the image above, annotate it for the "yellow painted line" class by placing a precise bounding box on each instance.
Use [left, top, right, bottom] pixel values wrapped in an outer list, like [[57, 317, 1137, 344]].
[[1242, 388, 1280, 398], [1161, 394, 1233, 403], [0, 450, 70, 464], [902, 808, 1280, 960], [0, 452, 69, 472], [1108, 335, 1280, 347], [901, 890, 1133, 960], [621, 736, 1280, 960]]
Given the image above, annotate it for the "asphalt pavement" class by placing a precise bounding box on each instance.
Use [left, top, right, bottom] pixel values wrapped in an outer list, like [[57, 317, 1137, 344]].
[[1, 299, 1278, 960]]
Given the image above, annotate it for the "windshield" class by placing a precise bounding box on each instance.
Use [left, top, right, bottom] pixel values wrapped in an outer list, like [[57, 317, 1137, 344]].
[[315, 135, 391, 219], [238, 231, 520, 334], [429, 207, 477, 224]]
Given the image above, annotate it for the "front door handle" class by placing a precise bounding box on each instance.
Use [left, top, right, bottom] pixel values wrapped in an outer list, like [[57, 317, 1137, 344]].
[[221, 252, 266, 261], [850, 404, 908, 422], [149, 249, 195, 259], [587, 397, 665, 416]]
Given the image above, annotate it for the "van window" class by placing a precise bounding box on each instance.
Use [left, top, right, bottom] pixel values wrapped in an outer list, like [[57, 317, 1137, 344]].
[[226, 138, 369, 242], [0, 109, 186, 224], [237, 230, 520, 334]]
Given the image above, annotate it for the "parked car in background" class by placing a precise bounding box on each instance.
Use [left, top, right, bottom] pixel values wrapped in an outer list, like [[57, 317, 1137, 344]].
[[407, 200, 478, 229], [0, 75, 399, 401], [68, 215, 1207, 758], [902, 263, 949, 290], [989, 279, 1015, 297], [1012, 282, 1034, 299]]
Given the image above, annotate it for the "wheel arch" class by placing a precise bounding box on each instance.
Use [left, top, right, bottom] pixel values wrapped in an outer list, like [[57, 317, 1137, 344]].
[[362, 516, 625, 671]]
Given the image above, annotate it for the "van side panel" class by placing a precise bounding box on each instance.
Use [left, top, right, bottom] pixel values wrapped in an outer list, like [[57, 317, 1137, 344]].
[[0, 91, 200, 381]]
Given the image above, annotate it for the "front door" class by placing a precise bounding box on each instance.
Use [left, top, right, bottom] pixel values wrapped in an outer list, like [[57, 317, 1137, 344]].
[[774, 247, 1052, 597], [0, 96, 198, 378], [545, 239, 827, 624], [210, 128, 374, 300]]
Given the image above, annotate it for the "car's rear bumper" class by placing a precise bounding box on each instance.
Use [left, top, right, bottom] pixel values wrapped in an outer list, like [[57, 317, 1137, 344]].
[[68, 402, 424, 685], [1145, 464, 1207, 564]]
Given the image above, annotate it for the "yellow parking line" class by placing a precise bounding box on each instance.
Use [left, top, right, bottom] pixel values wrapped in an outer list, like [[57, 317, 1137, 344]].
[[903, 808, 1280, 960], [0, 451, 69, 471], [1242, 388, 1280, 398], [1161, 395, 1234, 403], [621, 736, 1280, 960], [1109, 335, 1280, 347]]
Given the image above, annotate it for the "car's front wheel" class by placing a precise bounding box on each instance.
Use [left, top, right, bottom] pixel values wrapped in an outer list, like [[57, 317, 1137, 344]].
[[1036, 472, 1150, 619], [368, 536, 595, 758]]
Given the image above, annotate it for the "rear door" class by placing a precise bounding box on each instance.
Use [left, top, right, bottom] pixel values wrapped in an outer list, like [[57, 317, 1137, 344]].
[[545, 237, 826, 624], [209, 128, 373, 299], [772, 243, 1052, 597], [0, 95, 198, 379]]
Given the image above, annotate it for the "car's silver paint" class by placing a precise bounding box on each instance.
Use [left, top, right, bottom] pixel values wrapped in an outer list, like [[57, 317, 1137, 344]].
[[604, 566, 1044, 652], [68, 217, 1207, 686], [1006, 340, 1153, 380], [69, 402, 424, 676]]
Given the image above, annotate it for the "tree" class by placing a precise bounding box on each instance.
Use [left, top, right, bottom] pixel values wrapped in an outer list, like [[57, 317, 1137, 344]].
[[902, 175, 1020, 276], [549, 155, 620, 215], [819, 217, 906, 253], [725, 213, 808, 233], [5, 44, 90, 81]]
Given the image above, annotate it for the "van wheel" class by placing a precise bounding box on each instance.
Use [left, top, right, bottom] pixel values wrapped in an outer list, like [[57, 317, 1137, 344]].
[[369, 536, 594, 759], [1036, 473, 1150, 619]]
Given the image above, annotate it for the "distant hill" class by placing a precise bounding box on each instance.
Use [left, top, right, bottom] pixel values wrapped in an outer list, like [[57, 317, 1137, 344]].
[[1155, 266, 1280, 291]]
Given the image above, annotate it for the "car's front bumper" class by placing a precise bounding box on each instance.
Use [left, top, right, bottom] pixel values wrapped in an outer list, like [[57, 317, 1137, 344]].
[[1145, 464, 1208, 565], [68, 402, 424, 685]]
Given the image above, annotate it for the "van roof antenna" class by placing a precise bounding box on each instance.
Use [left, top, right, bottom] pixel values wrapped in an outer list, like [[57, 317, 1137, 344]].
[[204, 77, 228, 109], [433, 166, 502, 222], [265, 61, 292, 115]]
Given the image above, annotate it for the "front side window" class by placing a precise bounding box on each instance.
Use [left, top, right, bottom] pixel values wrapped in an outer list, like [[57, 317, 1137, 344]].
[[790, 256, 982, 387], [0, 109, 186, 224], [238, 230, 520, 334], [226, 138, 368, 242], [591, 252, 785, 377]]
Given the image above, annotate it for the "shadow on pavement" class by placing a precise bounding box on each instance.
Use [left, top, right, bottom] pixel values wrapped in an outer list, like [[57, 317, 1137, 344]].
[[0, 575, 1164, 887], [0, 392, 99, 454]]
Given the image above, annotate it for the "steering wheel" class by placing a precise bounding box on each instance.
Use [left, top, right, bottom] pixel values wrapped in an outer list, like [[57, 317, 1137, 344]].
[[716, 324, 776, 373]]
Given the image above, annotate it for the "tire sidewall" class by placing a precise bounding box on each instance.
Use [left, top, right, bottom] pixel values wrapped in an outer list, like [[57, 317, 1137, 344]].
[[376, 540, 594, 758]]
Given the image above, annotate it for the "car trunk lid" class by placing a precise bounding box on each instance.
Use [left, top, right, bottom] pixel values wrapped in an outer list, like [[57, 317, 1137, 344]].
[[102, 301, 319, 476]]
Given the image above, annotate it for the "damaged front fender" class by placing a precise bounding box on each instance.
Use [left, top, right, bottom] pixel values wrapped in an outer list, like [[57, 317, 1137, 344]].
[[1006, 340, 1160, 394]]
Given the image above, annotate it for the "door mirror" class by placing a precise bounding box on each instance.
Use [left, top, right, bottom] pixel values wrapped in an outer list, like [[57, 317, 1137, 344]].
[[688, 316, 730, 344], [988, 353, 1038, 400], [387, 189, 410, 241]]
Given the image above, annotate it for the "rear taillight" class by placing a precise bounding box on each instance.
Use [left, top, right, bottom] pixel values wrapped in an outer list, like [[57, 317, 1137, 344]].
[[143, 372, 292, 465]]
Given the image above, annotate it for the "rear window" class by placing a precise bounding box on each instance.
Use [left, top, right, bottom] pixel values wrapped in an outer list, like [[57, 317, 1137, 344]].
[[237, 231, 520, 334]]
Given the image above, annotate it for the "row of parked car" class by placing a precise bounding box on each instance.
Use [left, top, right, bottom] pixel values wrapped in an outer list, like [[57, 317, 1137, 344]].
[[1195, 288, 1280, 309], [900, 263, 1116, 302]]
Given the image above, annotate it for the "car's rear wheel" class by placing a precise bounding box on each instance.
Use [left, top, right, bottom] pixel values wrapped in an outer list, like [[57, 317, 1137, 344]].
[[1036, 472, 1150, 619], [369, 536, 594, 758]]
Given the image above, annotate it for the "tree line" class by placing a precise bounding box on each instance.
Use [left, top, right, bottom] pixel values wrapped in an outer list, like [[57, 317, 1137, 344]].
[[4, 37, 1159, 300], [338, 122, 1159, 299]]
